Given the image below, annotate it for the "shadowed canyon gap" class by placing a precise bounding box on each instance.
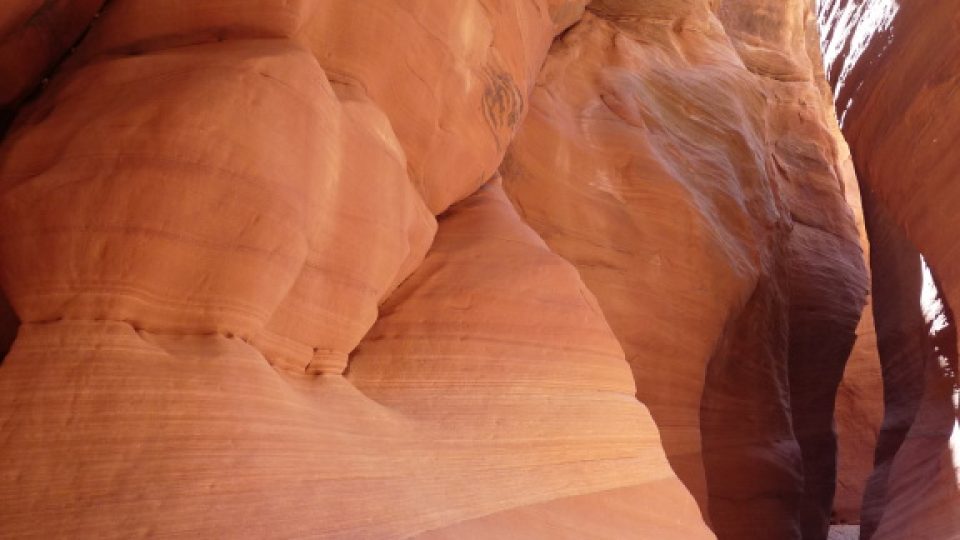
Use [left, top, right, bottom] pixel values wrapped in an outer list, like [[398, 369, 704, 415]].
[[0, 1, 956, 539], [820, 0, 960, 538]]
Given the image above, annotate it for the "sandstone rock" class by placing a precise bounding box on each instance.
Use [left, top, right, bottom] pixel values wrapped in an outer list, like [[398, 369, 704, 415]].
[[833, 323, 883, 524], [503, 9, 776, 516], [349, 181, 712, 537], [302, 0, 587, 212], [501, 2, 866, 538], [0, 38, 434, 375], [0, 1, 895, 538], [0, 2, 710, 537], [832, 142, 883, 525], [416, 484, 712, 539], [820, 1, 960, 537], [0, 182, 712, 538], [64, 0, 586, 214], [821, 0, 960, 340], [0, 0, 103, 112], [853, 186, 960, 540]]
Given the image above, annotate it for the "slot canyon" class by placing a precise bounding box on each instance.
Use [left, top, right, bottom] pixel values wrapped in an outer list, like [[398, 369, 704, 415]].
[[0, 1, 957, 539]]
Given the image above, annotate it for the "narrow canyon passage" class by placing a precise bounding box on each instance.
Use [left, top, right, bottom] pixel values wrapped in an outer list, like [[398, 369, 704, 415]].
[[0, 1, 957, 539], [819, 0, 960, 537], [854, 184, 959, 540]]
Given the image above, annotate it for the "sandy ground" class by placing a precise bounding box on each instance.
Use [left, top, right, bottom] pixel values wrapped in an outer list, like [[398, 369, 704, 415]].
[[828, 525, 861, 539]]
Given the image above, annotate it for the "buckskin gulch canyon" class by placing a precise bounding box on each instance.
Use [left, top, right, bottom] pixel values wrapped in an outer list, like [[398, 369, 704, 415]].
[[0, 1, 957, 539]]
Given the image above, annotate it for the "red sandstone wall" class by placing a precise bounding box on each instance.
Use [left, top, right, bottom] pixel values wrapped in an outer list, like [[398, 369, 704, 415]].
[[820, 0, 960, 538], [0, 2, 878, 538]]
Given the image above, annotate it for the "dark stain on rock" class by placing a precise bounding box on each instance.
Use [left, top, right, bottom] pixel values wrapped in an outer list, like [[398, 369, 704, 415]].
[[0, 291, 18, 366], [481, 67, 524, 150]]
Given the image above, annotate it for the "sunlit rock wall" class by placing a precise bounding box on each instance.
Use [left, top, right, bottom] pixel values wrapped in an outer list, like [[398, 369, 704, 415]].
[[0, 1, 871, 538], [820, 0, 960, 538], [502, 1, 865, 538]]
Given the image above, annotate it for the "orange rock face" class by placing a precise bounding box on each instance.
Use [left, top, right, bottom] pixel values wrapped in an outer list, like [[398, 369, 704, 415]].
[[0, 1, 907, 538], [503, 2, 866, 538], [0, 2, 707, 538], [832, 174, 883, 525], [821, 0, 960, 538]]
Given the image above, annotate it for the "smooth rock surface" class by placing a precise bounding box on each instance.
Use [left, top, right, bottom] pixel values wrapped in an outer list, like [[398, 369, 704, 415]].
[[0, 1, 896, 538], [832, 176, 883, 525], [0, 2, 710, 538], [503, 2, 866, 538], [0, 183, 710, 538], [820, 0, 960, 537]]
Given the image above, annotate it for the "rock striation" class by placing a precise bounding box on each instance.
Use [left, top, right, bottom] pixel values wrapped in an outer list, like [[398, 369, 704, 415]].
[[820, 0, 960, 538], [832, 174, 884, 526], [0, 0, 929, 539], [502, 2, 866, 537], [0, 2, 707, 538]]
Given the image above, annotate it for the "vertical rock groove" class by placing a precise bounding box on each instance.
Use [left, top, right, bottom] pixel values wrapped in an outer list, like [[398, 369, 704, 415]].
[[820, 0, 960, 537]]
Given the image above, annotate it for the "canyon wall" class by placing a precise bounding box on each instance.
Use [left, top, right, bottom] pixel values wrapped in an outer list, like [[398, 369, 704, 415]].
[[832, 174, 883, 526], [820, 0, 960, 538], [0, 1, 881, 539], [502, 2, 867, 537]]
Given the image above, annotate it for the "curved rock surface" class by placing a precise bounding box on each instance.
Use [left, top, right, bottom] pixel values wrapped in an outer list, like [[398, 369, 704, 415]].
[[0, 0, 103, 115], [0, 0, 913, 538], [502, 2, 866, 537], [832, 172, 883, 526], [0, 1, 708, 538], [820, 0, 960, 538]]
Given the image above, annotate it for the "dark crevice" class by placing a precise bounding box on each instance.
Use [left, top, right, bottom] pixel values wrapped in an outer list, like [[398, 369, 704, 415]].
[[701, 269, 802, 540], [0, 0, 111, 141], [0, 292, 16, 366], [855, 180, 959, 540]]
